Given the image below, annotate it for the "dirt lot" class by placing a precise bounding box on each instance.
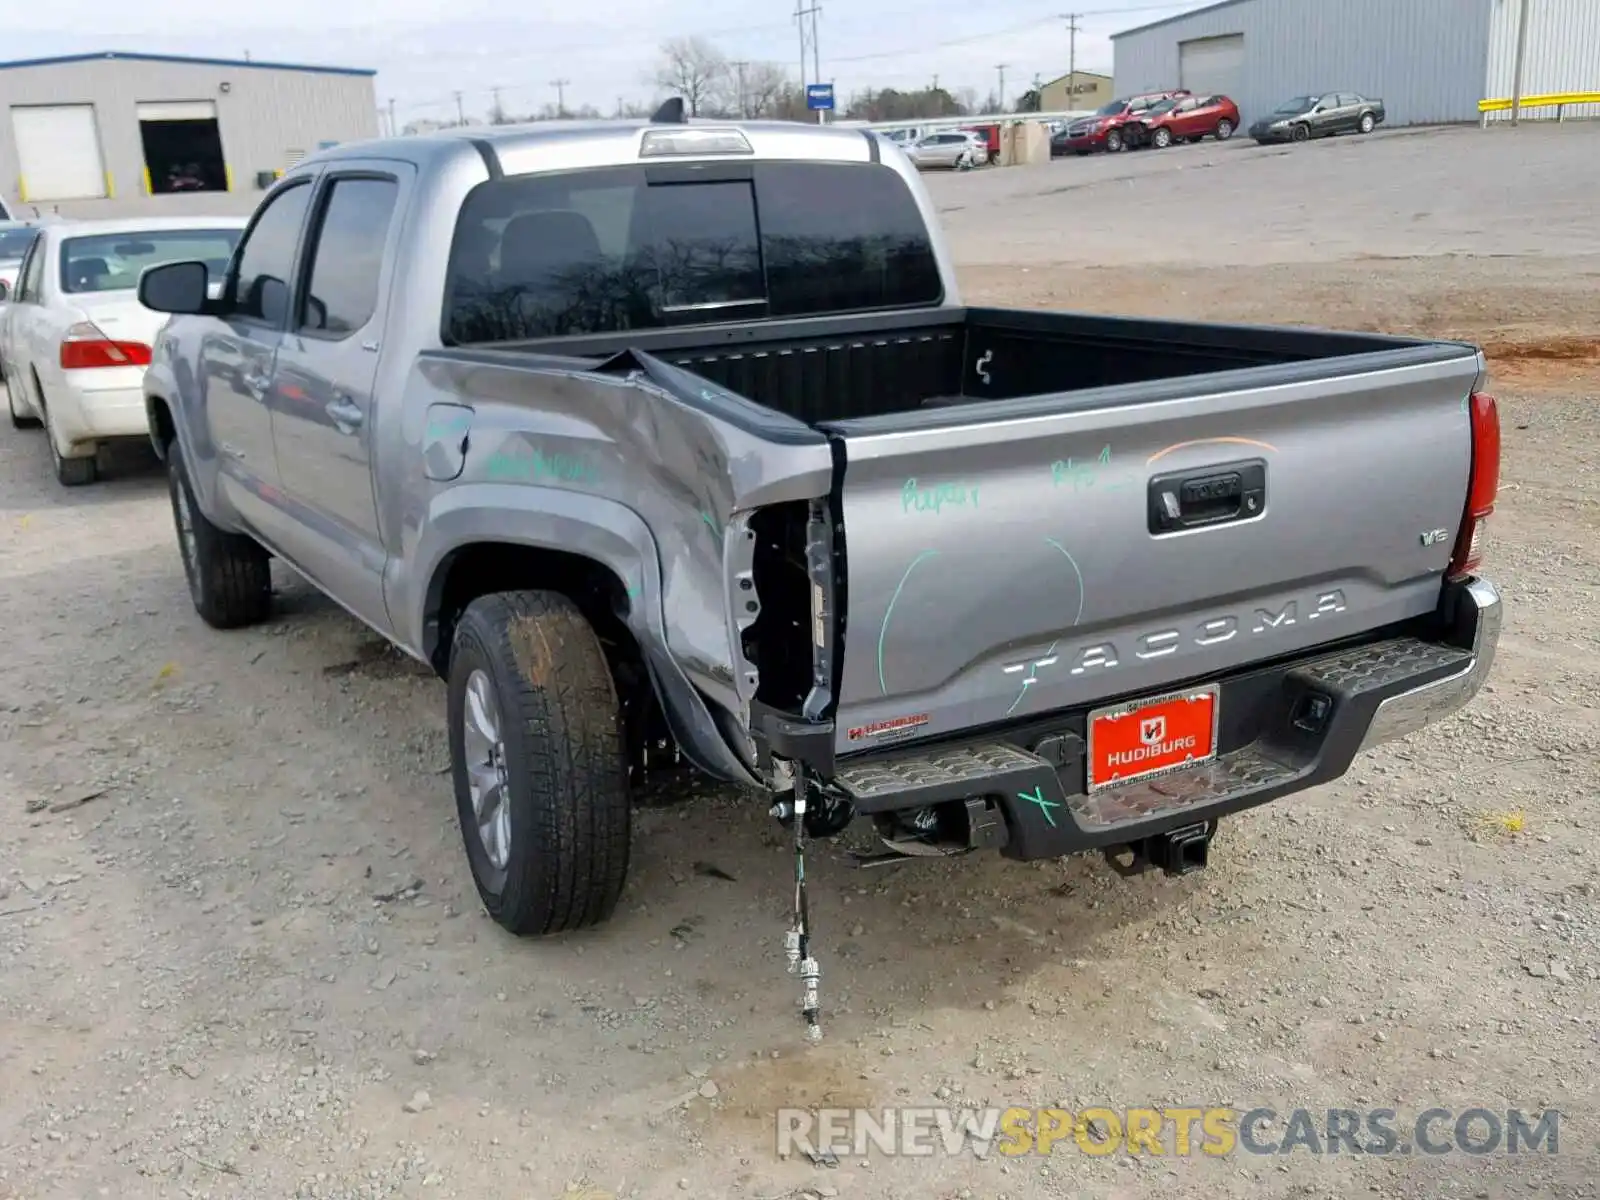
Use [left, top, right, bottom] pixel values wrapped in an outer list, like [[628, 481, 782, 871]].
[[2, 125, 1597, 1200]]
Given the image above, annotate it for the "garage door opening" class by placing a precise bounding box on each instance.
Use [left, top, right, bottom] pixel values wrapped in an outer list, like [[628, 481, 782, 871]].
[[137, 102, 228, 194]]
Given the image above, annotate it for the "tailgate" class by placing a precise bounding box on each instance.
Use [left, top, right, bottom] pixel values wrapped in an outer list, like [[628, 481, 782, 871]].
[[822, 349, 1483, 757]]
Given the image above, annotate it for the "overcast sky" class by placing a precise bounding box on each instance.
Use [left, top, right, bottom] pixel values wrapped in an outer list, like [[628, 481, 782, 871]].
[[9, 1, 1206, 121]]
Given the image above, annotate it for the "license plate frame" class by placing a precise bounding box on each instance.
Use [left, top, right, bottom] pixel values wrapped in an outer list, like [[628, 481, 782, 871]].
[[1085, 684, 1221, 792]]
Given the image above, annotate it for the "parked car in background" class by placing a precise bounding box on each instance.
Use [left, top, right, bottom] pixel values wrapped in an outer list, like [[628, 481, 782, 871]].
[[1250, 92, 1386, 144], [0, 221, 41, 300], [1051, 90, 1190, 155], [905, 130, 988, 170], [0, 216, 244, 481], [1126, 93, 1241, 149]]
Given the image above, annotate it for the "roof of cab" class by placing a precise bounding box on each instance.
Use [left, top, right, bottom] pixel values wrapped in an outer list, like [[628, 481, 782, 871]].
[[297, 117, 884, 175]]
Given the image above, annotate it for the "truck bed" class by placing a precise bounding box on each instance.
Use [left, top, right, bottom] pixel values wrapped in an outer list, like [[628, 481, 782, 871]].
[[445, 305, 1485, 761], [491, 305, 1456, 427]]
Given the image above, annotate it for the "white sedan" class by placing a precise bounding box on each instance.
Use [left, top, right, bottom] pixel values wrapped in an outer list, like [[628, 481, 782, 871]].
[[0, 216, 244, 485]]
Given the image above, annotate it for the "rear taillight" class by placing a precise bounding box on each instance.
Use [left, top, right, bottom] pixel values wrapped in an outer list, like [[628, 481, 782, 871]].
[[59, 321, 151, 370], [1448, 391, 1500, 580]]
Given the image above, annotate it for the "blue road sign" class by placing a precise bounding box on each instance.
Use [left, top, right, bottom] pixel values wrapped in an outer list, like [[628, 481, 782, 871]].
[[806, 84, 835, 111]]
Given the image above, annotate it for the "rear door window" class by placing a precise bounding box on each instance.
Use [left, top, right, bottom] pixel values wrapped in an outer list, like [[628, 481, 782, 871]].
[[443, 161, 943, 344], [298, 176, 400, 336]]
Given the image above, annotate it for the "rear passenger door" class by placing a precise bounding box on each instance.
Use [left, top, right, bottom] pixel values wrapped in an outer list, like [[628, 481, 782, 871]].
[[268, 162, 410, 634]]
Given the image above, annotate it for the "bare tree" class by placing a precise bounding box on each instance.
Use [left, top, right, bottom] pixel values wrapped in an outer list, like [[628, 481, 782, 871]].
[[741, 62, 797, 119], [652, 36, 729, 116]]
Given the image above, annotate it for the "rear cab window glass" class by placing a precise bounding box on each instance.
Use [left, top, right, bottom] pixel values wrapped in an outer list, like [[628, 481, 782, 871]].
[[443, 161, 943, 344], [59, 228, 241, 294]]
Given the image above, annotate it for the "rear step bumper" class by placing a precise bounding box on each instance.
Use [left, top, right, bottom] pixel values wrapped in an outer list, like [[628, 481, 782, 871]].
[[827, 577, 1501, 861]]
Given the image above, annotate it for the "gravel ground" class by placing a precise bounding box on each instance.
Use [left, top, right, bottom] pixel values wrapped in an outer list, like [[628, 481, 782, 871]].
[[2, 128, 1597, 1200]]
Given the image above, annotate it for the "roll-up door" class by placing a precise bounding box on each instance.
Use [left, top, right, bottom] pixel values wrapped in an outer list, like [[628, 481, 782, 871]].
[[1179, 34, 1245, 98], [10, 104, 109, 201]]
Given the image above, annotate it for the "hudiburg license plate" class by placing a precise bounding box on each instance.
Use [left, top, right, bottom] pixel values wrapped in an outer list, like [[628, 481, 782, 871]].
[[1086, 685, 1220, 791]]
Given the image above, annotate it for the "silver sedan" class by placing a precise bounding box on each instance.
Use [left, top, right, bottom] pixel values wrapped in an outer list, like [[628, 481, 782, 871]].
[[905, 131, 988, 171]]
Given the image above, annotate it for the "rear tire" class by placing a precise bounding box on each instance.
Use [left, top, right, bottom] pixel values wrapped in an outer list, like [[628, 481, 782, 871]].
[[1358, 112, 1376, 134], [447, 590, 631, 936], [166, 438, 272, 628], [1216, 118, 1234, 140]]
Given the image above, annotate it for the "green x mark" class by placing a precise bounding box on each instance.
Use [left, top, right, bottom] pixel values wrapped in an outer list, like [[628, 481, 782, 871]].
[[1018, 785, 1061, 827]]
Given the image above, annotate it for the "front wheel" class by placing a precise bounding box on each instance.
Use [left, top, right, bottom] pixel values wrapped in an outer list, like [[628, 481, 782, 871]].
[[167, 438, 272, 627], [447, 590, 631, 936], [1105, 128, 1124, 153], [1358, 112, 1376, 134], [1152, 127, 1173, 149], [1291, 123, 1310, 143], [1216, 118, 1234, 140], [5, 374, 40, 429]]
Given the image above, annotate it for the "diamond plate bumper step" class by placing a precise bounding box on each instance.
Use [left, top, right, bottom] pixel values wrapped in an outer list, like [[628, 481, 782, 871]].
[[832, 742, 1048, 810]]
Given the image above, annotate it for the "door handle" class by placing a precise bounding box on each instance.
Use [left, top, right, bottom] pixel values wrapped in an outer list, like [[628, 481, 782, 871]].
[[1148, 458, 1267, 534], [325, 397, 364, 433]]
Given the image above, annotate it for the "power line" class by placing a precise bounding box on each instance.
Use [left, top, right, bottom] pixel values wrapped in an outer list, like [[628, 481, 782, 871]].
[[396, 1, 1191, 115]]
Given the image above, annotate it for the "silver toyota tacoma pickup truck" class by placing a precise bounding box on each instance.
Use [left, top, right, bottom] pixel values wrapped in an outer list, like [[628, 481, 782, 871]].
[[138, 103, 1502, 1039]]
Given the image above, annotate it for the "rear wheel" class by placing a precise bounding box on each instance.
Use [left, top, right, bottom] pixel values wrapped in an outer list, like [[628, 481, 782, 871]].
[[167, 438, 273, 628], [38, 385, 96, 487], [447, 590, 631, 936], [1216, 118, 1235, 140], [1358, 112, 1376, 134]]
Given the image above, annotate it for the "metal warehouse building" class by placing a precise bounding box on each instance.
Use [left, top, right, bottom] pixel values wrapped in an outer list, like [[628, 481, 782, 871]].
[[1113, 0, 1600, 129], [0, 51, 379, 219]]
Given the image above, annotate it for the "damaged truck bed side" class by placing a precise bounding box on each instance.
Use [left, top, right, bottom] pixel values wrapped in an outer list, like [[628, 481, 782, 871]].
[[140, 108, 1502, 1038]]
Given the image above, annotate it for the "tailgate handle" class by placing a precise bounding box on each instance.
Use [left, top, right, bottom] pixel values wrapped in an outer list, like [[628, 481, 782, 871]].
[[1149, 458, 1267, 534]]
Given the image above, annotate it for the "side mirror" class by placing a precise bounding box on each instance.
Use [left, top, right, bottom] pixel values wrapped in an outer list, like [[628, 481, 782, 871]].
[[139, 260, 213, 315], [0, 280, 9, 302]]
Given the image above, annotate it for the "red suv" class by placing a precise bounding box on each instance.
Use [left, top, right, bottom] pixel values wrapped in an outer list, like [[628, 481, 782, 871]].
[[1125, 93, 1242, 149], [1050, 89, 1190, 156]]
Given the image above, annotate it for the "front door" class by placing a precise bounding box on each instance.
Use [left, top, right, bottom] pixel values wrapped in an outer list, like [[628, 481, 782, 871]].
[[200, 176, 316, 530], [268, 164, 410, 635]]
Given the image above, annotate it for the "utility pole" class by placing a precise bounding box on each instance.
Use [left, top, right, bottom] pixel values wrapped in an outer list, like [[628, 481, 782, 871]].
[[995, 64, 1008, 112], [452, 90, 465, 125], [1510, 0, 1533, 126], [794, 0, 811, 91], [731, 60, 749, 117], [490, 86, 504, 124], [552, 78, 570, 117], [795, 1, 824, 123], [1063, 12, 1082, 104], [387, 97, 397, 136]]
